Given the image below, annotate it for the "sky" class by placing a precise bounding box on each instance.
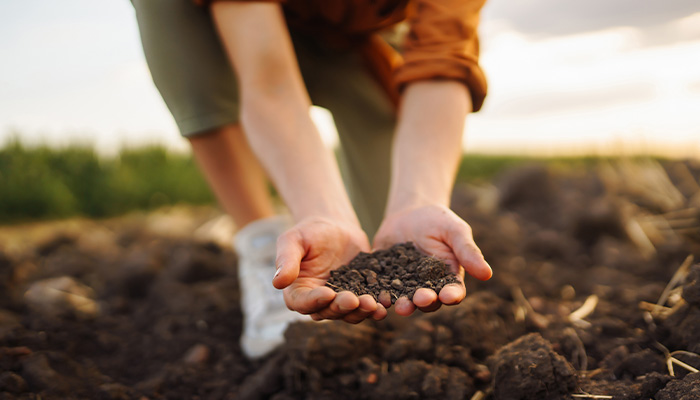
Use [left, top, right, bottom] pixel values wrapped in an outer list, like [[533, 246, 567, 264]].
[[1, 0, 699, 156]]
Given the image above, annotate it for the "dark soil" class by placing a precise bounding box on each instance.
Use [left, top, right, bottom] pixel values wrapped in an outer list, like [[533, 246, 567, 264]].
[[488, 333, 577, 400], [682, 264, 700, 306], [2, 159, 700, 400], [326, 243, 459, 303], [656, 372, 700, 400]]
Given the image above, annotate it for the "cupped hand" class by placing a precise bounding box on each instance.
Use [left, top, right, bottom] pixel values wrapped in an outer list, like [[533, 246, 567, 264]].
[[373, 204, 492, 316], [272, 216, 388, 323]]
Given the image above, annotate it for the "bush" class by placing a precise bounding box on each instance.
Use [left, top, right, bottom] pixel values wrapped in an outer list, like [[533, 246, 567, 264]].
[[0, 139, 639, 224], [0, 140, 214, 223]]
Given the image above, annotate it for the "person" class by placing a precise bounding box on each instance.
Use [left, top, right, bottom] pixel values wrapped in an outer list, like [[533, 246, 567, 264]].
[[131, 0, 492, 358]]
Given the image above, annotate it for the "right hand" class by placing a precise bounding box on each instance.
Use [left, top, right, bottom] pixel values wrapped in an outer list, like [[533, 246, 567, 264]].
[[272, 217, 388, 323], [373, 204, 492, 316]]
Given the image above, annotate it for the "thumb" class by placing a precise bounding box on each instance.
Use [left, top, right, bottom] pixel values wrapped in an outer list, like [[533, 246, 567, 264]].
[[371, 225, 395, 251], [447, 226, 492, 281], [273, 229, 305, 289]]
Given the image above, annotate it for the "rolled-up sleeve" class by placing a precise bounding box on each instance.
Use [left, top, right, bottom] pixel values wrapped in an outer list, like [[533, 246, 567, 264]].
[[394, 0, 488, 111], [192, 0, 282, 6]]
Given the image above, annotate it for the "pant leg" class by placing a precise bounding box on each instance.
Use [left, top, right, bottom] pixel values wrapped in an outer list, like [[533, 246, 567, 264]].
[[132, 0, 240, 137], [294, 35, 396, 238]]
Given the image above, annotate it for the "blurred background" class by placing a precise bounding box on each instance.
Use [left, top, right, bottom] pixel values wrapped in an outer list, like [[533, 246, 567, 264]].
[[3, 4, 700, 398], [1, 0, 699, 223]]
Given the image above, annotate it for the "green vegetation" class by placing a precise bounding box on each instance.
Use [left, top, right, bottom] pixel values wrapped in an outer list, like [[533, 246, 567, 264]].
[[0, 141, 213, 223], [455, 154, 660, 182], [456, 154, 531, 182], [0, 141, 664, 224]]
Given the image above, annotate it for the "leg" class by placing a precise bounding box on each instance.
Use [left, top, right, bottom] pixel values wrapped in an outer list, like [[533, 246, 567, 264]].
[[133, 0, 308, 359], [189, 124, 274, 228], [192, 126, 299, 356], [295, 36, 396, 238], [133, 0, 274, 229]]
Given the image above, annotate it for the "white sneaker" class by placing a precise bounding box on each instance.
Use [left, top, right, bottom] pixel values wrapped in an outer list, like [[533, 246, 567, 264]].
[[233, 215, 309, 358]]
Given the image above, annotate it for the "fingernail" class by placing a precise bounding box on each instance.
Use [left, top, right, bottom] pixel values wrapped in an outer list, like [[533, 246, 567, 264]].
[[273, 267, 281, 281], [484, 262, 493, 278], [359, 303, 376, 312]]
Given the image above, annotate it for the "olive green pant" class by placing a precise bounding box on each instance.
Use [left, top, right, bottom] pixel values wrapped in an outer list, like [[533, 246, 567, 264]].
[[132, 0, 396, 237]]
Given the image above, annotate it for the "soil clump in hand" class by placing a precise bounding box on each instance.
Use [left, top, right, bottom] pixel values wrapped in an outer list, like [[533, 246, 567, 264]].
[[326, 242, 459, 303]]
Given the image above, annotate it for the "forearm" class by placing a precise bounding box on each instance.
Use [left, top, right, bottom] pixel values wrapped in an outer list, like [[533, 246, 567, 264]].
[[386, 80, 472, 214], [212, 3, 358, 225], [242, 94, 358, 224]]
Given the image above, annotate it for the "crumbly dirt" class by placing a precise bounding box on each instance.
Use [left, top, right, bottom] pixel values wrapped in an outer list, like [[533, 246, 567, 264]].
[[577, 372, 671, 400], [660, 266, 700, 355], [1, 160, 700, 399], [326, 243, 459, 303], [682, 264, 700, 307], [656, 372, 700, 400], [488, 333, 577, 400]]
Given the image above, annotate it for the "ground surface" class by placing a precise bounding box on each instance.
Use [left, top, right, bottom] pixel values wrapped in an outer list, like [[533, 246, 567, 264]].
[[1, 159, 700, 399]]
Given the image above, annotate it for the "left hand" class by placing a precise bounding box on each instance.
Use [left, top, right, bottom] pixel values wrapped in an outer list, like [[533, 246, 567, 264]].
[[273, 216, 387, 323], [373, 204, 492, 316]]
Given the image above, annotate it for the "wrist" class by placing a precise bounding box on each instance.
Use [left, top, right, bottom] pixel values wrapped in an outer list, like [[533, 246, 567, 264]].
[[293, 204, 361, 228], [240, 100, 359, 228], [293, 214, 368, 248], [385, 187, 451, 217]]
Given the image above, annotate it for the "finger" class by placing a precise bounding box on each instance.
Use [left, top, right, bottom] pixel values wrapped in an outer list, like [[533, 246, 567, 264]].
[[284, 286, 336, 314], [328, 291, 360, 316], [413, 288, 442, 312], [343, 313, 368, 324], [438, 283, 466, 305], [310, 307, 342, 320], [310, 313, 325, 321], [341, 295, 378, 324], [378, 291, 392, 308], [273, 230, 305, 289], [394, 296, 416, 316], [358, 294, 378, 313], [310, 291, 361, 320], [412, 288, 438, 308], [418, 301, 442, 313], [339, 294, 378, 323], [310, 309, 341, 320], [372, 303, 388, 320], [448, 227, 492, 281], [313, 286, 336, 309]]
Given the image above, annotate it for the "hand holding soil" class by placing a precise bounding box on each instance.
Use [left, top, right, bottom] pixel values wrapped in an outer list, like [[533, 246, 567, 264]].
[[371, 204, 492, 315], [326, 242, 462, 316], [272, 217, 387, 323]]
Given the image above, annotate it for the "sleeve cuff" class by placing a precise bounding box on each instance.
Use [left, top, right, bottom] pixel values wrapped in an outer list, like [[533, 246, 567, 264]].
[[193, 0, 283, 6], [394, 58, 488, 112]]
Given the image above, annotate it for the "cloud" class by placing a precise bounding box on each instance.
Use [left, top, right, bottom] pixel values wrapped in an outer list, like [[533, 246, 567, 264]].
[[465, 21, 700, 157], [689, 81, 700, 94], [482, 0, 700, 42], [488, 83, 656, 118]]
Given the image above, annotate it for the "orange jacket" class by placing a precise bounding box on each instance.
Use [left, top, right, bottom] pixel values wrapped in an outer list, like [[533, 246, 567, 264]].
[[196, 0, 488, 111]]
